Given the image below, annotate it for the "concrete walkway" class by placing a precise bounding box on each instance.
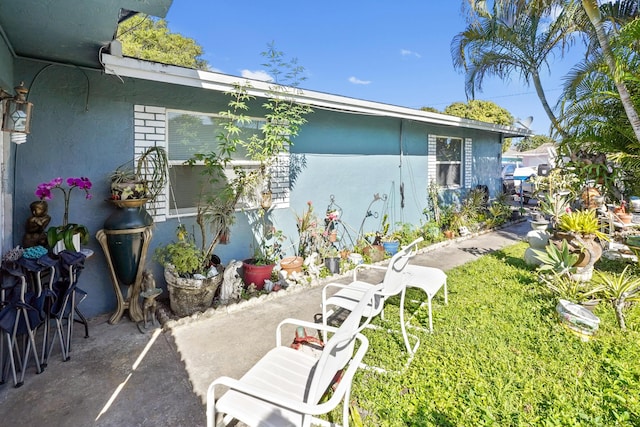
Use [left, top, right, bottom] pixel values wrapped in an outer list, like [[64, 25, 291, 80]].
[[0, 220, 529, 427]]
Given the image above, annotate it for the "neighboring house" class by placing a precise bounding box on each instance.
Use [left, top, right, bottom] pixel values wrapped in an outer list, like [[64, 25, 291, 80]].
[[504, 142, 557, 169], [0, 1, 532, 318]]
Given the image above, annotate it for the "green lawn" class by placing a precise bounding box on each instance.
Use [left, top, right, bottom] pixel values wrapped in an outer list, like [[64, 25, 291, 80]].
[[344, 242, 640, 426]]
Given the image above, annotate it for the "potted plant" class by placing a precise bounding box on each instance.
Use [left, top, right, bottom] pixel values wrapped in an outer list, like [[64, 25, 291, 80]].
[[34, 176, 93, 253], [153, 226, 223, 317], [379, 214, 400, 256], [109, 146, 168, 202], [321, 245, 341, 275], [243, 212, 286, 290], [554, 209, 607, 268]]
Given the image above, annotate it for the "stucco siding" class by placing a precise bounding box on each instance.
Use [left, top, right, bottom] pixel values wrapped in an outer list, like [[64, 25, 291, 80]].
[[11, 57, 504, 318]]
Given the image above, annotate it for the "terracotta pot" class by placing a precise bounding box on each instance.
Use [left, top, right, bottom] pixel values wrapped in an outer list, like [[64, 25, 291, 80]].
[[280, 256, 303, 276], [443, 230, 454, 239], [362, 244, 385, 262], [618, 213, 633, 224], [242, 259, 275, 290], [328, 231, 337, 242], [551, 232, 602, 268]]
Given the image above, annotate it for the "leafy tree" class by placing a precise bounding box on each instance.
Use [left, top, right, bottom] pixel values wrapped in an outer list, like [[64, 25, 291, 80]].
[[117, 15, 208, 70], [515, 134, 556, 152], [580, 0, 640, 142], [453, 1, 582, 137], [420, 106, 441, 113], [443, 100, 513, 125], [444, 99, 514, 152]]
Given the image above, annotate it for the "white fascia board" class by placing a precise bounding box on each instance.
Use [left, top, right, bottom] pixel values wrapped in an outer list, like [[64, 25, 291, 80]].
[[102, 54, 533, 138]]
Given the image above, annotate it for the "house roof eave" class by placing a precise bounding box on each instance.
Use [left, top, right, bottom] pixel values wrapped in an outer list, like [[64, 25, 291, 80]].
[[101, 54, 534, 138]]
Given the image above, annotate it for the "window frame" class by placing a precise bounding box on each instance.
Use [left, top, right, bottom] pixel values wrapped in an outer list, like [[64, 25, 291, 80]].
[[165, 108, 267, 218], [434, 135, 463, 188]]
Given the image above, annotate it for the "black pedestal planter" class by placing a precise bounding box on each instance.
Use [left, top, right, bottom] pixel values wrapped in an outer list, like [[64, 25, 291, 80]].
[[97, 199, 153, 324]]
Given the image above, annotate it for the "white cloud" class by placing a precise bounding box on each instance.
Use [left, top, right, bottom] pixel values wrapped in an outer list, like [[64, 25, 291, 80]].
[[240, 69, 273, 82], [400, 49, 421, 58], [348, 76, 371, 85]]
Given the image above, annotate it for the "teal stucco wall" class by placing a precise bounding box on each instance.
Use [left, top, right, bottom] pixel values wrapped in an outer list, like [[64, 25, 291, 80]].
[[11, 58, 503, 318]]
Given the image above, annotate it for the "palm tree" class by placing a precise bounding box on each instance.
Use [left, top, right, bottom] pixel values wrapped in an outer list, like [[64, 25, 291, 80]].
[[580, 0, 640, 142], [453, 1, 582, 137]]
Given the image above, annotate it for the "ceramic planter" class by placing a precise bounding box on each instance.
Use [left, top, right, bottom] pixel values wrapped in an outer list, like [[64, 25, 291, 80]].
[[242, 259, 275, 290], [324, 257, 340, 274], [280, 256, 303, 276], [382, 240, 400, 256]]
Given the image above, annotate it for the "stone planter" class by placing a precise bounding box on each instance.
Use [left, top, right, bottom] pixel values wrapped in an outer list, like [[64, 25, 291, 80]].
[[164, 264, 222, 317]]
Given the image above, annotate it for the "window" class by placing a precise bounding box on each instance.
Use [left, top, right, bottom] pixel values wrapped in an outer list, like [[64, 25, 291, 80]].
[[166, 110, 265, 216], [435, 136, 463, 187]]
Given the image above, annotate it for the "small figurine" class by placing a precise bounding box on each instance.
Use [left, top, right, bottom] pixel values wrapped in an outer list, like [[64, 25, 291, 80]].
[[23, 200, 51, 248], [137, 270, 162, 332], [220, 260, 244, 303]]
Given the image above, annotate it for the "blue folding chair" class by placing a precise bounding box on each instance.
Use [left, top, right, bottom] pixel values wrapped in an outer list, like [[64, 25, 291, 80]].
[[0, 263, 43, 387]]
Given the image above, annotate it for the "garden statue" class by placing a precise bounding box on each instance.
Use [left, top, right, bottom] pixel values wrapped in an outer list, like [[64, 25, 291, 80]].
[[304, 252, 321, 280], [22, 200, 51, 248], [220, 260, 244, 303], [138, 270, 162, 332]]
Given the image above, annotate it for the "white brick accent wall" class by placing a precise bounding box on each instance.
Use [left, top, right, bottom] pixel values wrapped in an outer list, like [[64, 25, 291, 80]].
[[427, 134, 437, 184], [134, 105, 167, 222], [269, 153, 290, 208], [464, 138, 473, 189]]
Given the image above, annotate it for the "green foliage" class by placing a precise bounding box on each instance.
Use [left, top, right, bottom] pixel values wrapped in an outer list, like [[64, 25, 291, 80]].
[[591, 265, 640, 330], [46, 223, 89, 251], [540, 271, 594, 302], [419, 106, 440, 113], [117, 15, 208, 69], [558, 209, 608, 240], [329, 243, 640, 426], [153, 238, 206, 276], [515, 134, 556, 152], [443, 100, 513, 125], [530, 239, 579, 276]]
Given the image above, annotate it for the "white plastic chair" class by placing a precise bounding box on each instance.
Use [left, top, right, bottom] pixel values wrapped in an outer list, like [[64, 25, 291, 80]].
[[206, 285, 380, 427], [321, 238, 423, 371], [402, 265, 447, 333]]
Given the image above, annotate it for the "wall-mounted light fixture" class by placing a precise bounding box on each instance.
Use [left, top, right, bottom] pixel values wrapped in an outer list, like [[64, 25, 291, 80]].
[[1, 82, 34, 144]]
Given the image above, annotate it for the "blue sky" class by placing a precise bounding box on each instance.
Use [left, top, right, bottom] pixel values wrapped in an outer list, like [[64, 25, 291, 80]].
[[164, 1, 584, 136]]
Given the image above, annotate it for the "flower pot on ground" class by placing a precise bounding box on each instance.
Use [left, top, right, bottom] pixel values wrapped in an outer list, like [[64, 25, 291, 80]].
[[154, 234, 223, 316], [280, 256, 303, 276], [382, 240, 400, 256], [164, 263, 222, 317], [242, 260, 275, 290], [362, 244, 385, 262], [324, 257, 341, 274]]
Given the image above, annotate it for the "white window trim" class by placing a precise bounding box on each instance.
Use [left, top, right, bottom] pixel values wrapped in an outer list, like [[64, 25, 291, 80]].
[[427, 134, 472, 189], [434, 135, 463, 189], [135, 106, 291, 220]]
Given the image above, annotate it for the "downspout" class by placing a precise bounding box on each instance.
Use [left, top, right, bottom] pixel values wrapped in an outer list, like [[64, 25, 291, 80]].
[[399, 120, 405, 224]]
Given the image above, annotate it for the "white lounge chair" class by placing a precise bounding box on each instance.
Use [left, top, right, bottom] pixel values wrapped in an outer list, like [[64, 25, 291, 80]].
[[206, 285, 380, 427], [402, 265, 447, 333], [321, 238, 423, 371]]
